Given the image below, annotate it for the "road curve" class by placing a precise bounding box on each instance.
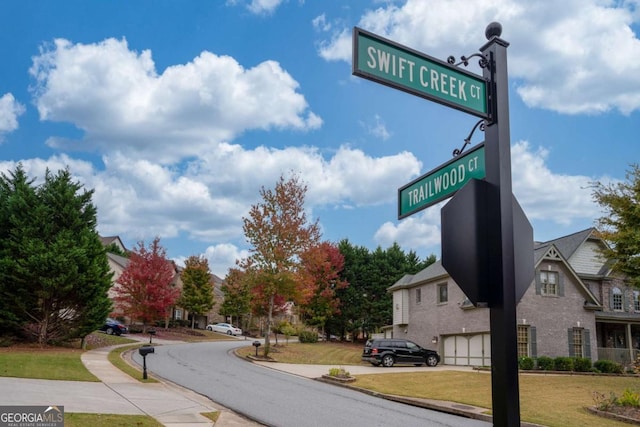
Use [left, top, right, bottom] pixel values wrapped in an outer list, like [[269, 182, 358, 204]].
[[134, 340, 490, 427]]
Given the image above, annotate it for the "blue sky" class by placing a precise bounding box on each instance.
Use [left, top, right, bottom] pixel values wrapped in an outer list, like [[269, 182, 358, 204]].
[[1, 0, 639, 277]]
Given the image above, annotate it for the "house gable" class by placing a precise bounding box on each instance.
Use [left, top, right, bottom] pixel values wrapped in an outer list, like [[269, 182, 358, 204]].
[[100, 235, 127, 253], [533, 244, 601, 308], [569, 238, 610, 277]]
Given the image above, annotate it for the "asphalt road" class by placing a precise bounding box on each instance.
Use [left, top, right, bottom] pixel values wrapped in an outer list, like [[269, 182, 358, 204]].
[[134, 340, 490, 427]]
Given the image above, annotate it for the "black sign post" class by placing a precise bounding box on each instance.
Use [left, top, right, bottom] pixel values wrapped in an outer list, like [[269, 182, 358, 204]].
[[480, 23, 521, 427], [354, 22, 532, 426]]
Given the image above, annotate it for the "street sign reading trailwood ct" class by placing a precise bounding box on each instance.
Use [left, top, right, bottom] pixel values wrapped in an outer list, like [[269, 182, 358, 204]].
[[352, 27, 488, 119], [398, 143, 485, 219]]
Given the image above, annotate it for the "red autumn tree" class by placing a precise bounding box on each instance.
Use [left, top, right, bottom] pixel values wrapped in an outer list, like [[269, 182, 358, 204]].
[[297, 242, 348, 338], [112, 237, 179, 331]]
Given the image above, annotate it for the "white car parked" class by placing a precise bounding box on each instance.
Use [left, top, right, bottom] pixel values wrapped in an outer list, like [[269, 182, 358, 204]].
[[206, 322, 243, 336]]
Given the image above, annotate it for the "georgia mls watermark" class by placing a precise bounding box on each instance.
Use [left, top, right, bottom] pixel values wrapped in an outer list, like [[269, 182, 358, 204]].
[[0, 406, 64, 427]]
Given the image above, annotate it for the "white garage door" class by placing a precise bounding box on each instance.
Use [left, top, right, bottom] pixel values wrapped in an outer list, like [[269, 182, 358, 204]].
[[443, 333, 491, 366]]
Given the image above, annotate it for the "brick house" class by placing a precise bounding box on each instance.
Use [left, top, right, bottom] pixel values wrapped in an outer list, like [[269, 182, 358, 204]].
[[388, 228, 640, 366]]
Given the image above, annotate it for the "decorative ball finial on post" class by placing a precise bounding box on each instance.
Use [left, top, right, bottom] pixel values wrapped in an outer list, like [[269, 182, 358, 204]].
[[485, 22, 502, 40]]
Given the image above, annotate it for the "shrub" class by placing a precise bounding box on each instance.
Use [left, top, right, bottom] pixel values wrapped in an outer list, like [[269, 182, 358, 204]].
[[618, 388, 640, 407], [281, 324, 297, 339], [633, 354, 640, 374], [518, 356, 534, 370], [328, 367, 351, 378], [298, 330, 318, 343], [593, 391, 618, 411], [554, 357, 574, 371], [594, 359, 623, 374], [536, 356, 554, 370], [573, 357, 592, 372]]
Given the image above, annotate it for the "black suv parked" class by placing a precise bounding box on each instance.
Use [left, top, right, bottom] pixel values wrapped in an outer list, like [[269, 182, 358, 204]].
[[362, 338, 440, 367]]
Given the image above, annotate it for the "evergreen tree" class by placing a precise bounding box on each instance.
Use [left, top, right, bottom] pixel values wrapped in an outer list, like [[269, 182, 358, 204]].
[[179, 255, 214, 328], [0, 166, 112, 345], [0, 166, 39, 335], [333, 239, 436, 340]]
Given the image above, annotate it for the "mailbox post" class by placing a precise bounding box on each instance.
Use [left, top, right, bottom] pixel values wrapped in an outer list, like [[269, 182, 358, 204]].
[[252, 340, 261, 357], [138, 345, 155, 380]]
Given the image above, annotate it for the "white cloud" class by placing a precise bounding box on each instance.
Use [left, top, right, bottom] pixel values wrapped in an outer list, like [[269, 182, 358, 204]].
[[510, 141, 599, 224], [312, 14, 331, 32], [203, 243, 250, 278], [185, 141, 421, 207], [318, 28, 352, 61], [0, 137, 420, 266], [363, 114, 391, 141], [374, 206, 442, 250], [29, 38, 321, 163], [319, 0, 640, 115], [247, 0, 286, 15], [0, 155, 95, 186], [0, 93, 25, 142]]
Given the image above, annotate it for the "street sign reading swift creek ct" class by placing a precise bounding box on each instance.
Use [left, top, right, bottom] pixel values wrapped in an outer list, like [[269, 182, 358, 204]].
[[353, 27, 488, 119], [398, 143, 485, 219]]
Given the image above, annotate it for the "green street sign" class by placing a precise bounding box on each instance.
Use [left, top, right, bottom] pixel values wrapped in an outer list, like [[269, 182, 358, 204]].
[[353, 27, 488, 119], [398, 143, 486, 219]]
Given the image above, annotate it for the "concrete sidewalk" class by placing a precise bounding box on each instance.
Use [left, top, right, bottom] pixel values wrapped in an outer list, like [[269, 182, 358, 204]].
[[81, 344, 257, 426]]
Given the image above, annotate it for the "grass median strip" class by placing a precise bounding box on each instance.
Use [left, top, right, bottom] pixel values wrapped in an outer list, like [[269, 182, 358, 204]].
[[65, 413, 162, 427], [108, 344, 159, 383]]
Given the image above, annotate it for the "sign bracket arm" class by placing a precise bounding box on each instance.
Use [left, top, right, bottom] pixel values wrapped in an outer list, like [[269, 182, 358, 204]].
[[453, 119, 485, 157]]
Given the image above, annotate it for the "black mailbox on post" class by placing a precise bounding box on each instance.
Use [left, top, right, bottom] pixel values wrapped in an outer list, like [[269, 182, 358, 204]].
[[139, 346, 155, 356], [252, 340, 261, 357], [138, 345, 154, 379]]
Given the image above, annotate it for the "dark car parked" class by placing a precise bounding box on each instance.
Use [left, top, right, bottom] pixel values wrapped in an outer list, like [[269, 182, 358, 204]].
[[99, 318, 128, 336], [362, 338, 440, 367]]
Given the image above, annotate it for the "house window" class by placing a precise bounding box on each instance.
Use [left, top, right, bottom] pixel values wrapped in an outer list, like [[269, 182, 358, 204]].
[[612, 287, 623, 311], [540, 271, 558, 296], [634, 291, 640, 312], [517, 325, 529, 357], [437, 283, 448, 304], [416, 288, 422, 304], [572, 328, 584, 358], [174, 308, 183, 320]]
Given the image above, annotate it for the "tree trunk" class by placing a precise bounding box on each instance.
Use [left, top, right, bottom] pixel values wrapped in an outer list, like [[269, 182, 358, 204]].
[[191, 315, 195, 329], [38, 312, 50, 347], [265, 294, 274, 355]]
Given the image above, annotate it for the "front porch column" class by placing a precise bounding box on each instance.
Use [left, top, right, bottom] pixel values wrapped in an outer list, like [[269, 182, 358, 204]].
[[627, 323, 634, 362]]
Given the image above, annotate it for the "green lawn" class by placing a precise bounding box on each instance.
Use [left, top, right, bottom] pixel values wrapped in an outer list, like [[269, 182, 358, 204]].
[[0, 348, 99, 381]]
